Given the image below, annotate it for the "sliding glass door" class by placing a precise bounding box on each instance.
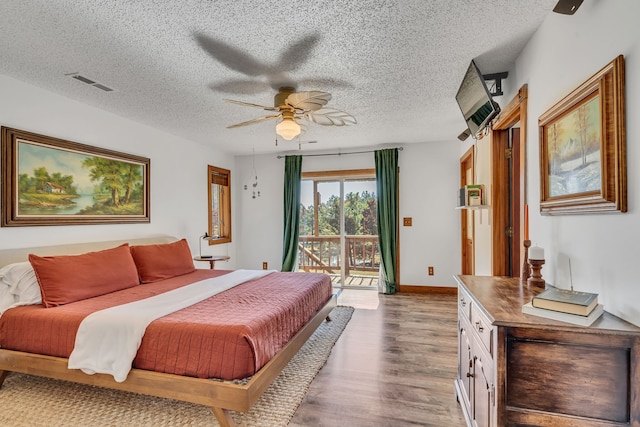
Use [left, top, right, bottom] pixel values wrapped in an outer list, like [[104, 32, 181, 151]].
[[298, 170, 379, 288]]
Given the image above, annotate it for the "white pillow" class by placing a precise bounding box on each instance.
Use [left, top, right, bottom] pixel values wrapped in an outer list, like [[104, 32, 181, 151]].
[[0, 289, 14, 314], [0, 261, 42, 314]]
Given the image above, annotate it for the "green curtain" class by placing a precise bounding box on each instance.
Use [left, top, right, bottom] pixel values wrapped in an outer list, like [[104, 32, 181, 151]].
[[281, 155, 303, 272], [375, 148, 399, 294]]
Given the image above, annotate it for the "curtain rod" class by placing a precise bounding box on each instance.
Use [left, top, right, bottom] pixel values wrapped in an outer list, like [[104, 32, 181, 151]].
[[276, 147, 403, 159]]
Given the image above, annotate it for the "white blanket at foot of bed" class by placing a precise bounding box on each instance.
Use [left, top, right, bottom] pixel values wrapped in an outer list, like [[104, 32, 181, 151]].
[[68, 269, 273, 382]]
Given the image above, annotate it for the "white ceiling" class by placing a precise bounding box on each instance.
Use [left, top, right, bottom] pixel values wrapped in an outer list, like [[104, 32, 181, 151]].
[[0, 1, 558, 155]]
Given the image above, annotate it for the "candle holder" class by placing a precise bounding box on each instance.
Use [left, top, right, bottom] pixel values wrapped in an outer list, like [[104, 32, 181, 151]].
[[527, 258, 545, 287], [521, 239, 531, 284]]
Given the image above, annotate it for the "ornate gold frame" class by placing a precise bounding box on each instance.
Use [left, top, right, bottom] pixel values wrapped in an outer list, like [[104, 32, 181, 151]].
[[2, 127, 150, 226], [538, 55, 626, 214]]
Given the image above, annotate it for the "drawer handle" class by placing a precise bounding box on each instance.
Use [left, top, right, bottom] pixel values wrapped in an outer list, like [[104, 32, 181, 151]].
[[466, 373, 474, 378], [475, 321, 484, 332], [460, 299, 466, 307]]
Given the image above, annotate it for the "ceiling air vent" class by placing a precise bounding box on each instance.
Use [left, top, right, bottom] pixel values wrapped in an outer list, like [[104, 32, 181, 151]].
[[67, 73, 115, 92], [92, 83, 114, 92]]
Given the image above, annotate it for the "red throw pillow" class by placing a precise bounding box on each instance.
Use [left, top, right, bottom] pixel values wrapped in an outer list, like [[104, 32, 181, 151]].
[[29, 244, 140, 308], [130, 238, 196, 283]]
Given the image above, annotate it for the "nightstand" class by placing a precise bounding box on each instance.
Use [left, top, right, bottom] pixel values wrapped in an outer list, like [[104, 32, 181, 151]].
[[193, 255, 230, 270]]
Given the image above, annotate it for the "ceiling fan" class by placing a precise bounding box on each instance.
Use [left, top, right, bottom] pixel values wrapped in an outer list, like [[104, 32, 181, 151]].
[[225, 87, 356, 140]]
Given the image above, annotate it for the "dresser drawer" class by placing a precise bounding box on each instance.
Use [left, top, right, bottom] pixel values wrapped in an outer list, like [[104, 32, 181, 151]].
[[458, 286, 472, 321], [471, 303, 493, 357]]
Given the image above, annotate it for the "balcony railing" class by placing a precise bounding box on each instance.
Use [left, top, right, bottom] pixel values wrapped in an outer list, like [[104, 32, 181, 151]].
[[298, 235, 379, 278]]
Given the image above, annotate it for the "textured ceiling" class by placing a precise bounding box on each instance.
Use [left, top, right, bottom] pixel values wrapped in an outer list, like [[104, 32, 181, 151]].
[[0, 0, 557, 155]]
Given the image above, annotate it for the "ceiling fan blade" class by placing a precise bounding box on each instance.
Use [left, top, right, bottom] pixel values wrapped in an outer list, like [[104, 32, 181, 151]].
[[224, 98, 279, 111], [285, 91, 331, 112], [294, 116, 309, 133], [307, 108, 357, 126], [227, 115, 280, 128]]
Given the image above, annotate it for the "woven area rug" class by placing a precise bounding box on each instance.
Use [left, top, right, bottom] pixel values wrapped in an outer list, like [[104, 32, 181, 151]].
[[0, 306, 354, 427]]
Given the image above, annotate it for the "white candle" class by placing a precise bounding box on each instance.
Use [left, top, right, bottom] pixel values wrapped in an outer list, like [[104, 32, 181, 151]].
[[529, 245, 544, 260]]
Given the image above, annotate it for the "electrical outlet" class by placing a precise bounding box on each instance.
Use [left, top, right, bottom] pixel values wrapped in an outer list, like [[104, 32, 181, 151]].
[[428, 266, 434, 276], [262, 262, 268, 270], [403, 217, 412, 226]]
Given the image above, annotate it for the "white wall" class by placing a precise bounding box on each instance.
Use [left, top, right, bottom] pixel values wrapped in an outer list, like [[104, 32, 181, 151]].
[[472, 135, 492, 275], [234, 153, 284, 271], [399, 142, 461, 286], [235, 142, 461, 287], [0, 75, 237, 268], [493, 1, 640, 325]]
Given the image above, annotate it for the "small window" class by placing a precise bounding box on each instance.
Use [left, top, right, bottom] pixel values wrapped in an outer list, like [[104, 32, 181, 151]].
[[208, 165, 231, 244]]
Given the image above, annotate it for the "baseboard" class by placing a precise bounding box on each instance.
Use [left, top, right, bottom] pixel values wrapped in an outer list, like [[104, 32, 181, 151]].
[[397, 284, 457, 294]]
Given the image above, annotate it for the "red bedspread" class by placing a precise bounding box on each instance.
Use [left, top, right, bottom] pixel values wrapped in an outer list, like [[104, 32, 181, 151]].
[[0, 270, 332, 380]]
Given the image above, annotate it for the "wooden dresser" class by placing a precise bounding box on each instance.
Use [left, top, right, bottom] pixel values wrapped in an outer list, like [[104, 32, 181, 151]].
[[454, 275, 640, 427]]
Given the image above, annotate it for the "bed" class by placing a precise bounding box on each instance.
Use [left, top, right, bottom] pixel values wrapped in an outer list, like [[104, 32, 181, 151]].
[[0, 235, 337, 427]]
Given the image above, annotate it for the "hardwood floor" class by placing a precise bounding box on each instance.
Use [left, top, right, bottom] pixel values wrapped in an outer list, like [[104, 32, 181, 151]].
[[290, 291, 467, 426]]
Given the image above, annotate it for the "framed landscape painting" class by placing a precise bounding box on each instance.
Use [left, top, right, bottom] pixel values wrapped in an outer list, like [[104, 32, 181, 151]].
[[2, 127, 150, 226], [538, 55, 626, 215]]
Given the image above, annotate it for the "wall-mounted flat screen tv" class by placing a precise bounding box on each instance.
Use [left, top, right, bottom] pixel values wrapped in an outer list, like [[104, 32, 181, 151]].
[[455, 60, 500, 137]]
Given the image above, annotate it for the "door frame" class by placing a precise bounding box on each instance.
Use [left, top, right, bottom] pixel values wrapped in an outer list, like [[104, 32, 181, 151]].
[[460, 146, 475, 275], [301, 169, 379, 288], [490, 85, 528, 276]]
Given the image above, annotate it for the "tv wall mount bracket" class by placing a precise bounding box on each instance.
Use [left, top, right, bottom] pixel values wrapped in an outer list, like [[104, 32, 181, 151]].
[[482, 72, 508, 97]]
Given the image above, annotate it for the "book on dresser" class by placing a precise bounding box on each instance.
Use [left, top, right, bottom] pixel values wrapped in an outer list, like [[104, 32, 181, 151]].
[[532, 287, 598, 316], [523, 302, 604, 326]]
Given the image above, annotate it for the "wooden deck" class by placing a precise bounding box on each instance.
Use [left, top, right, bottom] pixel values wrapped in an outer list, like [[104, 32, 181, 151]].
[[329, 273, 378, 288], [298, 235, 379, 277]]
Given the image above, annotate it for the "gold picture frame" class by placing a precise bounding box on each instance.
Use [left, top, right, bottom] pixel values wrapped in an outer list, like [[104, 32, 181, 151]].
[[2, 127, 150, 226], [539, 55, 626, 215]]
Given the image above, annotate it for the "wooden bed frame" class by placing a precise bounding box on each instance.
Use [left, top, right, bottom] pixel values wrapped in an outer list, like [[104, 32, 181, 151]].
[[0, 236, 338, 427]]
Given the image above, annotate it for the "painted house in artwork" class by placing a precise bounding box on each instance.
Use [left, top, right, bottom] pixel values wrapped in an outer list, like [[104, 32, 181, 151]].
[[44, 182, 65, 194]]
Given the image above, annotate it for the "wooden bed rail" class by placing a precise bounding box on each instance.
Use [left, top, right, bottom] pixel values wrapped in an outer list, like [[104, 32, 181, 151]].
[[0, 293, 338, 426]]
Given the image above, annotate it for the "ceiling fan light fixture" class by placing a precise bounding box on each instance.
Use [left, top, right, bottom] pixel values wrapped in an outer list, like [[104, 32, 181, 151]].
[[226, 88, 354, 140], [276, 118, 301, 140]]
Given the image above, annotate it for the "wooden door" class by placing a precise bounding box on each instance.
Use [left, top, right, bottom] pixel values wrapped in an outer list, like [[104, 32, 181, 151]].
[[510, 127, 522, 277], [490, 126, 524, 277], [460, 146, 474, 275], [491, 85, 528, 277]]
